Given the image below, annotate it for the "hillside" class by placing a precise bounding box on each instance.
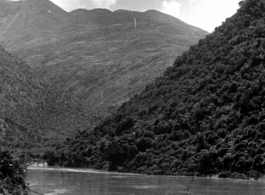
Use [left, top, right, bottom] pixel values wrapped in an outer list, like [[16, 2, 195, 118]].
[[0, 0, 68, 49], [0, 44, 90, 152], [49, 0, 265, 179], [0, 0, 207, 118]]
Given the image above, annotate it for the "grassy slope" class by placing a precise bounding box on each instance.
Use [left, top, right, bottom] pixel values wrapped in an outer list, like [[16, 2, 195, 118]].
[[0, 0, 68, 47], [50, 0, 265, 179], [0, 1, 207, 119]]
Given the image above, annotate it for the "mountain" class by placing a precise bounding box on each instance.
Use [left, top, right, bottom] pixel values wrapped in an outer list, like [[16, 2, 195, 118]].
[[0, 44, 90, 152], [49, 0, 265, 179], [0, 0, 207, 119], [0, 0, 68, 48]]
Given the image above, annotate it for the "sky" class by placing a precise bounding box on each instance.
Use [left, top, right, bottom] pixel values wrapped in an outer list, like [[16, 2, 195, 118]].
[[49, 0, 242, 32]]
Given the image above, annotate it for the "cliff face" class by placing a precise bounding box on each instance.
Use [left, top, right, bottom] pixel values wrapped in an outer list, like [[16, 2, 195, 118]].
[[49, 0, 265, 178]]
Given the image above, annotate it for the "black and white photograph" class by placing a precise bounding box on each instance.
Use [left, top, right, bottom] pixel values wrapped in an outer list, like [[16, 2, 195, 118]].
[[1, 0, 265, 194]]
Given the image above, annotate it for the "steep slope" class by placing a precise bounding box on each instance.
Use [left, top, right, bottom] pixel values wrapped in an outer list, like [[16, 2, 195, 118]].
[[1, 3, 207, 118], [0, 44, 89, 151], [50, 0, 265, 179], [0, 0, 68, 49]]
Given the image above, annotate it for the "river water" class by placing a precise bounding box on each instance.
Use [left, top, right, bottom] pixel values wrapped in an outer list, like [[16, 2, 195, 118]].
[[27, 167, 265, 195]]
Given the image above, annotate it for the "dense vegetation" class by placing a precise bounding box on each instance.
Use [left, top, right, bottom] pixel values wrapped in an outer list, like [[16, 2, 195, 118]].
[[0, 44, 90, 152], [48, 0, 265, 179], [0, 149, 29, 195]]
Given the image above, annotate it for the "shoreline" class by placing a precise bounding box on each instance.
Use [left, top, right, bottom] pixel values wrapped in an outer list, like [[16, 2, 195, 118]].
[[27, 165, 264, 181]]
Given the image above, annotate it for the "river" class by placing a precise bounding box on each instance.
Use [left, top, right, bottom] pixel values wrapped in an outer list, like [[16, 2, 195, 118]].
[[27, 166, 265, 195]]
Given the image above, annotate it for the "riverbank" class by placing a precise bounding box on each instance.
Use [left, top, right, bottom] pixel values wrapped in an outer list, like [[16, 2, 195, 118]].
[[34, 162, 264, 181]]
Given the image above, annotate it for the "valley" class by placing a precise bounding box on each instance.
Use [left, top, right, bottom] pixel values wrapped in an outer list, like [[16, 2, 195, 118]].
[[3, 0, 265, 194], [0, 0, 207, 119]]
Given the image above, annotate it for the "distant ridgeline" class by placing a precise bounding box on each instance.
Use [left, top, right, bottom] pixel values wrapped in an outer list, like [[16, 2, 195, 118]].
[[49, 0, 265, 178]]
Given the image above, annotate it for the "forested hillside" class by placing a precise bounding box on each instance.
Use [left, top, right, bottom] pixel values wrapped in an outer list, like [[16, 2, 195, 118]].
[[0, 45, 90, 152], [49, 0, 265, 178]]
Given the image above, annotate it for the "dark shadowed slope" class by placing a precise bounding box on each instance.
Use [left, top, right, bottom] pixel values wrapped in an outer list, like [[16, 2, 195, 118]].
[[0, 44, 90, 152], [50, 0, 265, 179], [0, 1, 207, 119], [0, 150, 29, 194]]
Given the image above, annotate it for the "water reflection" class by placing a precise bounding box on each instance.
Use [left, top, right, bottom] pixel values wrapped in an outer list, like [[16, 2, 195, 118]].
[[27, 167, 265, 195]]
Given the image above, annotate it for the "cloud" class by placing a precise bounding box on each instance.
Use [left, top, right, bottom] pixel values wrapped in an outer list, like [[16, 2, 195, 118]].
[[90, 0, 116, 8], [161, 0, 181, 18], [185, 0, 240, 32], [50, 0, 117, 11]]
